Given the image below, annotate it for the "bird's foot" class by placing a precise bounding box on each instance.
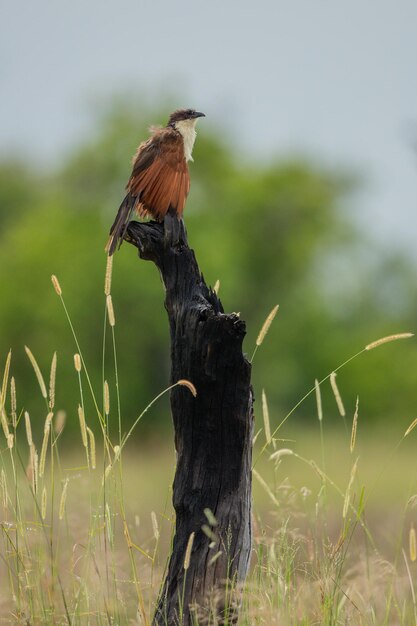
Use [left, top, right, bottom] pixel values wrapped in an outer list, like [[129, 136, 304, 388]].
[[163, 213, 187, 249]]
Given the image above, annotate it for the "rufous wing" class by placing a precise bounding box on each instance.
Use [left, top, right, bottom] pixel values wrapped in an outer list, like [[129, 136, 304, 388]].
[[127, 128, 190, 220]]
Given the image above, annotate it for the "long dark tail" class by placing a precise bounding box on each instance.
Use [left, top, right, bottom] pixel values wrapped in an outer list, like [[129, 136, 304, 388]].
[[106, 194, 136, 256]]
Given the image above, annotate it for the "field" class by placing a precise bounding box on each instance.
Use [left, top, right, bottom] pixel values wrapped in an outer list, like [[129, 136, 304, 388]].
[[2, 3, 416, 624], [1, 376, 417, 625], [0, 265, 416, 625]]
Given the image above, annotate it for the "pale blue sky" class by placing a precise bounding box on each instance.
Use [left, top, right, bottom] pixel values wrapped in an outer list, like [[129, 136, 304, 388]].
[[2, 0, 416, 250]]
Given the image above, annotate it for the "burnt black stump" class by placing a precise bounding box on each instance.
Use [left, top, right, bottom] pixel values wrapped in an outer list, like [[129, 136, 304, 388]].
[[125, 216, 253, 625]]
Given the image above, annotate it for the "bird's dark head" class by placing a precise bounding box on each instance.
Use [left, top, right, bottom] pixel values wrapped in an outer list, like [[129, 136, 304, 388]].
[[168, 109, 205, 126], [167, 109, 205, 162]]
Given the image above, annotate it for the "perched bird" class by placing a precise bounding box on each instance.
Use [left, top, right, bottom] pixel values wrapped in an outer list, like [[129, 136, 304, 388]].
[[106, 108, 205, 255]]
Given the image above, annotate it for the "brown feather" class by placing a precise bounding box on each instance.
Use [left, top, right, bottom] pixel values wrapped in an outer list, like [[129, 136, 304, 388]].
[[127, 127, 189, 220], [107, 125, 191, 254]]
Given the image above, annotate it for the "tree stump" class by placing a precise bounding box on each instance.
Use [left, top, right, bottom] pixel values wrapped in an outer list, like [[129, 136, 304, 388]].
[[125, 216, 253, 625]]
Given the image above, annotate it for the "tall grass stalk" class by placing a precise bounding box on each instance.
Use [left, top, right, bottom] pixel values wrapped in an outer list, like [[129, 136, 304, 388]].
[[253, 331, 414, 468], [51, 275, 104, 427], [0, 267, 414, 625]]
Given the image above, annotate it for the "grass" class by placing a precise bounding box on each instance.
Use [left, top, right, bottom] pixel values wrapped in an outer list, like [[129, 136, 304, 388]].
[[0, 269, 416, 625], [2, 427, 417, 625]]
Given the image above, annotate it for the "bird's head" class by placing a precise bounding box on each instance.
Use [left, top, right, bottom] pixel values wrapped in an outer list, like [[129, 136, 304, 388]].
[[168, 109, 205, 129], [167, 109, 205, 162]]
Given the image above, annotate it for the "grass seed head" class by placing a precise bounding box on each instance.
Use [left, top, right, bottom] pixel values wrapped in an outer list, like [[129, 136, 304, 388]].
[[39, 425, 50, 478], [87, 427, 96, 469], [106, 295, 116, 327], [315, 379, 323, 422], [49, 352, 57, 409], [104, 254, 113, 296], [184, 532, 195, 570], [1, 349, 11, 410], [269, 448, 294, 461], [202, 525, 217, 541], [10, 376, 16, 427], [78, 405, 88, 448], [104, 380, 110, 415], [204, 508, 218, 527], [177, 379, 197, 397], [1, 469, 8, 509], [365, 332, 413, 351], [73, 353, 82, 373], [59, 479, 69, 521], [256, 304, 279, 347], [24, 346, 47, 399], [404, 417, 417, 438], [25, 411, 33, 446], [208, 550, 223, 566], [54, 410, 66, 435], [151, 511, 160, 541], [102, 463, 112, 485], [27, 444, 39, 493], [330, 371, 346, 417], [410, 524, 417, 562], [51, 274, 62, 296], [350, 396, 359, 453], [262, 389, 272, 445], [1, 409, 10, 439], [44, 412, 53, 434]]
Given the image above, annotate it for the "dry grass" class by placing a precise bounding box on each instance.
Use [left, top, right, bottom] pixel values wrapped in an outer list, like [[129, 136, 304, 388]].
[[1, 411, 417, 625], [0, 273, 416, 625]]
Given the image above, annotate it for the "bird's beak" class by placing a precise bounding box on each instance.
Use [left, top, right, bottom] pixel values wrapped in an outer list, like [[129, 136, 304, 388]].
[[193, 111, 205, 118]]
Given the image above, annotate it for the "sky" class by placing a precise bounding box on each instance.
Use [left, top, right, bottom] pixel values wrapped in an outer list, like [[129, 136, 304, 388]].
[[2, 0, 416, 251]]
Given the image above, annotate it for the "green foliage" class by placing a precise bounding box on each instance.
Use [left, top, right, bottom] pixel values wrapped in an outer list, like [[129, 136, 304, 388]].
[[0, 101, 415, 436]]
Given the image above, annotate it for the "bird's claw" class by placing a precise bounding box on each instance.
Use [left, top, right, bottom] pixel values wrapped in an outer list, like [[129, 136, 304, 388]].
[[164, 213, 187, 249]]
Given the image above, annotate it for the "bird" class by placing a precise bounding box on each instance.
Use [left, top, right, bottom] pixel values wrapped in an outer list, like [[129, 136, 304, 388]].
[[106, 108, 205, 255]]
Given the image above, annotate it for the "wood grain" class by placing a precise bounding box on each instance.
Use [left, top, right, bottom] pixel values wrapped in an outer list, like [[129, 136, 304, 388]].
[[125, 217, 253, 625]]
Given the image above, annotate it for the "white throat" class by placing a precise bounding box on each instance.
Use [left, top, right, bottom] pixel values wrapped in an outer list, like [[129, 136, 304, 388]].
[[174, 119, 198, 162]]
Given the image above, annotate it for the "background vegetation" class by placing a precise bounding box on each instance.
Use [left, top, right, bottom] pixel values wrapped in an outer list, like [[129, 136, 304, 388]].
[[0, 101, 415, 439], [1, 100, 417, 624]]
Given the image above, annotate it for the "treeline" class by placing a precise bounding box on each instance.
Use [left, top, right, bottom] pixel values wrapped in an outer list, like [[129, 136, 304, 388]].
[[0, 102, 415, 441]]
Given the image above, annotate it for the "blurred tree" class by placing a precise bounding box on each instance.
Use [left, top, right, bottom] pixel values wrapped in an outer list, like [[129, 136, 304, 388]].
[[0, 101, 415, 442]]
